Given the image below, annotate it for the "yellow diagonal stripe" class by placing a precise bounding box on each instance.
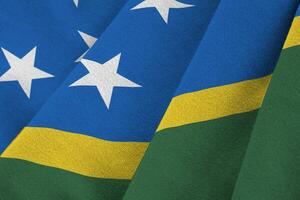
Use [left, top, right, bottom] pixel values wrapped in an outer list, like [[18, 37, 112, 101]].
[[157, 75, 271, 132], [283, 16, 300, 49], [1, 127, 148, 180]]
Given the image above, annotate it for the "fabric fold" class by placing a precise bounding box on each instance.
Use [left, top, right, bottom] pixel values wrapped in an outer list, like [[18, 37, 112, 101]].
[[231, 6, 300, 200], [0, 0, 127, 152], [1, 1, 299, 199], [0, 0, 221, 199], [123, 1, 299, 199]]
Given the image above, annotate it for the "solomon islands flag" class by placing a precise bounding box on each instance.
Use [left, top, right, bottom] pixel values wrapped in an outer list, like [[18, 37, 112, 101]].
[[232, 5, 300, 200], [0, 0, 127, 152], [0, 0, 220, 199], [123, 0, 299, 200], [0, 0, 300, 200]]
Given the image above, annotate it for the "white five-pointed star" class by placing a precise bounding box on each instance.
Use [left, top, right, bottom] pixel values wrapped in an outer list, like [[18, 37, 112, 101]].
[[76, 31, 98, 62], [73, 0, 79, 7], [0, 47, 54, 98], [70, 54, 141, 109], [131, 0, 194, 23]]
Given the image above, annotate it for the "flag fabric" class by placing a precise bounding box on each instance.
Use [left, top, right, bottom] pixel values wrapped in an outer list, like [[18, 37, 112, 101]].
[[231, 6, 300, 200], [0, 0, 220, 199], [0, 0, 127, 152], [123, 0, 299, 199], [0, 0, 300, 200]]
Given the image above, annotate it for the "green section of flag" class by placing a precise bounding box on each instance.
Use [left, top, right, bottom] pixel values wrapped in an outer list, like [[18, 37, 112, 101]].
[[231, 46, 300, 199], [123, 111, 258, 200], [0, 158, 129, 200]]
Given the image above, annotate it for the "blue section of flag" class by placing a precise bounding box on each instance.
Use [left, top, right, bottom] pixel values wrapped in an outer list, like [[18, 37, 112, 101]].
[[29, 0, 220, 142], [296, 4, 300, 16], [175, 0, 298, 96], [0, 0, 126, 152]]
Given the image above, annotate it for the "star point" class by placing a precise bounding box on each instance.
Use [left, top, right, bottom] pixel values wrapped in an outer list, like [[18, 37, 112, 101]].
[[73, 0, 79, 7], [76, 31, 98, 62], [70, 54, 141, 108], [131, 0, 194, 23], [0, 47, 54, 98]]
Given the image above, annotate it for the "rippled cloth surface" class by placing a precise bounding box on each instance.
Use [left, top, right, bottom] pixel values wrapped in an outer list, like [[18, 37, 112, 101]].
[[0, 0, 300, 199]]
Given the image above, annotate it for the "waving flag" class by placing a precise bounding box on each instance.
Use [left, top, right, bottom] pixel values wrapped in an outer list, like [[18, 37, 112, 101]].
[[0, 0, 126, 152], [0, 0, 220, 199], [231, 6, 300, 200], [0, 0, 300, 200], [123, 0, 299, 199]]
